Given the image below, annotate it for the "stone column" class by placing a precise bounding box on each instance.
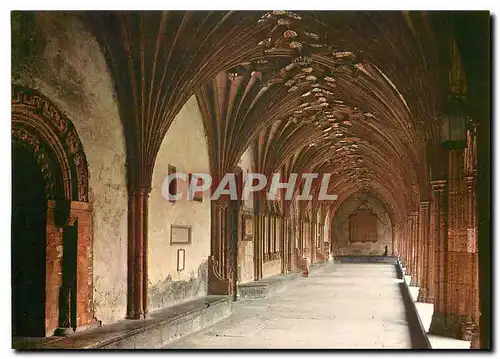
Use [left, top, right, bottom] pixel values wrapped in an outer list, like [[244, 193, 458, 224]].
[[406, 212, 415, 283], [430, 148, 471, 338], [397, 222, 403, 264], [429, 180, 448, 334], [426, 181, 446, 304], [127, 187, 151, 319], [410, 211, 420, 285], [417, 201, 430, 302], [253, 212, 260, 280], [466, 174, 479, 324], [258, 213, 264, 279], [402, 219, 409, 269], [403, 217, 411, 272], [406, 218, 411, 268], [406, 214, 415, 278], [208, 201, 231, 295], [447, 149, 465, 330], [310, 220, 316, 263], [391, 225, 396, 256], [284, 217, 290, 273], [298, 221, 303, 253], [463, 173, 479, 343], [318, 221, 324, 255], [449, 149, 474, 339]]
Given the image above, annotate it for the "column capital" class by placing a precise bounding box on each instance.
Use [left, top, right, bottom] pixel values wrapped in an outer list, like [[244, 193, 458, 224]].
[[419, 201, 431, 209], [431, 179, 448, 191], [464, 174, 477, 186]]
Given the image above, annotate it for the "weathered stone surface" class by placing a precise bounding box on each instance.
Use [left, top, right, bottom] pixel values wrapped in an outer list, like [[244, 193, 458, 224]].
[[148, 95, 211, 311], [333, 194, 392, 256], [429, 312, 468, 339], [148, 261, 208, 312], [13, 11, 128, 325], [238, 271, 302, 300], [168, 263, 415, 349], [13, 296, 231, 349]]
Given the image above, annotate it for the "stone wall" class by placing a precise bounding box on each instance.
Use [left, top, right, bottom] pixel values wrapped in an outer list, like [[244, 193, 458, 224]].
[[148, 96, 211, 312], [333, 193, 392, 256], [263, 259, 281, 278], [12, 12, 128, 325], [238, 240, 255, 283]]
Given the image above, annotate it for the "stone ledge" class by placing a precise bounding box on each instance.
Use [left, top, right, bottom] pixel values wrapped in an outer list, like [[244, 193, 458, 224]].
[[238, 271, 302, 300], [13, 295, 231, 349], [396, 259, 473, 349], [396, 259, 432, 349], [415, 302, 434, 333], [334, 255, 398, 264], [237, 261, 331, 300]]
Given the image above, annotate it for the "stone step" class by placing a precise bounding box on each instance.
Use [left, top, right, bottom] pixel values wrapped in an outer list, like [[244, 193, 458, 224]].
[[13, 295, 231, 349]]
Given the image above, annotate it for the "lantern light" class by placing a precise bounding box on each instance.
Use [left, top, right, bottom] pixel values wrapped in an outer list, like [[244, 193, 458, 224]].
[[441, 95, 467, 147]]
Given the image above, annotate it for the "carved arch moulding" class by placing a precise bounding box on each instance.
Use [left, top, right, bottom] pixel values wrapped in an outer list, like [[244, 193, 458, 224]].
[[11, 85, 96, 336], [11, 85, 89, 202]]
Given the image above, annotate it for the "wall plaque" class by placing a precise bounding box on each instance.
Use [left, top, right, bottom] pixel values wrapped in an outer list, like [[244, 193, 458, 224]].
[[177, 249, 186, 271], [171, 225, 191, 245]]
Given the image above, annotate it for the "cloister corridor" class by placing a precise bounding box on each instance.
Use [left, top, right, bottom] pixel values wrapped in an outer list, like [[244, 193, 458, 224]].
[[168, 262, 416, 349], [10, 10, 490, 351]]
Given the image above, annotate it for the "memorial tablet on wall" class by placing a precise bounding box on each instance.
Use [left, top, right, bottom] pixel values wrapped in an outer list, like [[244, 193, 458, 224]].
[[177, 249, 186, 271], [171, 225, 191, 245]]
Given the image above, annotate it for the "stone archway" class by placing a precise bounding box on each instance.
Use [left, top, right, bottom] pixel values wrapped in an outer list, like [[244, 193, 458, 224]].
[[11, 85, 96, 337]]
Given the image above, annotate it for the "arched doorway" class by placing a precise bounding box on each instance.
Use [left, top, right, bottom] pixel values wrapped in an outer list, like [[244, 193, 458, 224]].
[[12, 144, 47, 337], [11, 85, 93, 337]]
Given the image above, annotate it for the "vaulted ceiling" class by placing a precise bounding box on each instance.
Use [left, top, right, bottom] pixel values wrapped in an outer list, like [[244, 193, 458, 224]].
[[82, 10, 475, 223]]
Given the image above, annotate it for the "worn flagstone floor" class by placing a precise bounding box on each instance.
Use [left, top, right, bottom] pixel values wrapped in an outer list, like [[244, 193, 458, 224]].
[[167, 263, 414, 349]]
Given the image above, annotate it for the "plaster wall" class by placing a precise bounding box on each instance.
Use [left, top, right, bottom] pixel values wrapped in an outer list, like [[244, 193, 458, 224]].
[[236, 147, 255, 284], [13, 12, 128, 325], [148, 95, 211, 312], [238, 147, 254, 211]]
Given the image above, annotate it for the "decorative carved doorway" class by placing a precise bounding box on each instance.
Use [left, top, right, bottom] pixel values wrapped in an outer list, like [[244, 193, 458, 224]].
[[11, 86, 93, 337]]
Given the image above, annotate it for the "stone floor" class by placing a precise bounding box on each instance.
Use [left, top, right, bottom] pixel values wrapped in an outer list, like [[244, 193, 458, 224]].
[[167, 262, 415, 349]]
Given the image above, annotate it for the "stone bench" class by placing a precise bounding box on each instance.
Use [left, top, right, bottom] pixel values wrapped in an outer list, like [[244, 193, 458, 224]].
[[237, 271, 302, 300], [14, 295, 231, 349]]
